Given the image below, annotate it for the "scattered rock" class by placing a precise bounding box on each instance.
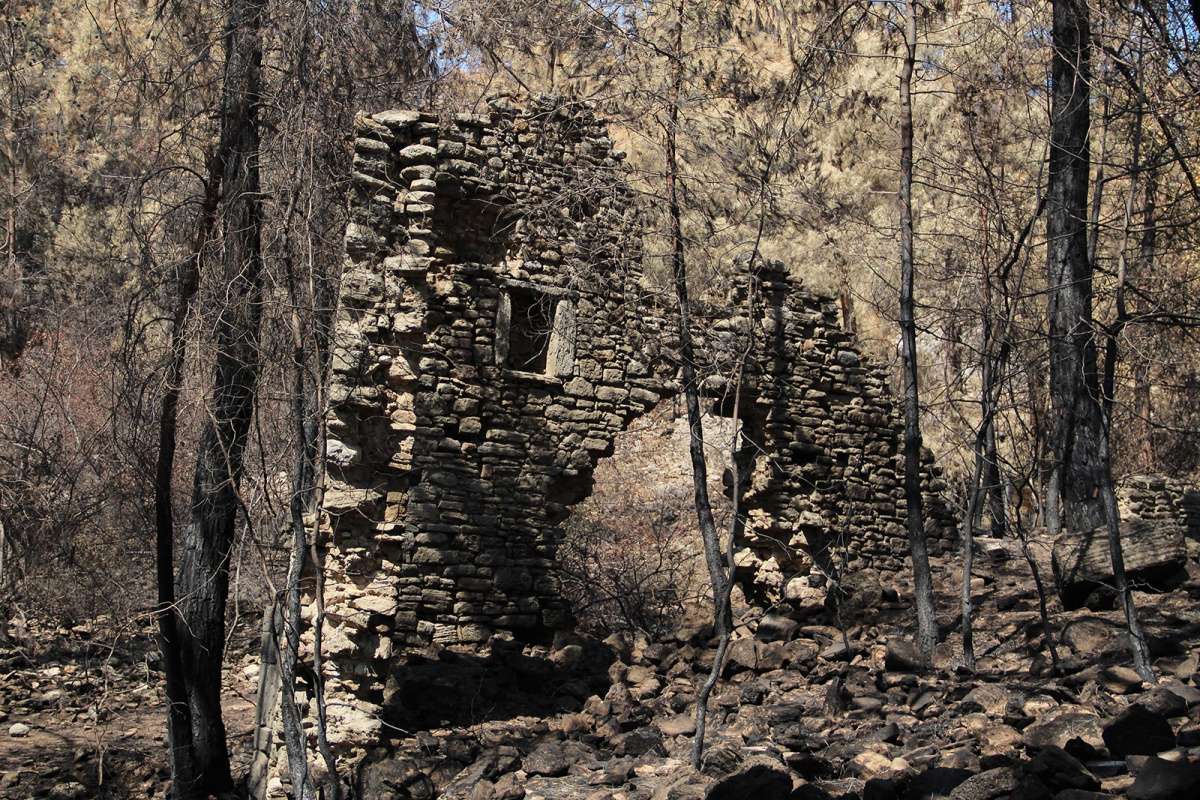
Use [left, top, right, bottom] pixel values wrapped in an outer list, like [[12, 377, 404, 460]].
[[948, 766, 1018, 800], [884, 639, 923, 672], [1100, 665, 1146, 695], [1021, 710, 1104, 752], [820, 638, 857, 662], [355, 754, 436, 800], [1127, 756, 1200, 800], [849, 749, 901, 779], [655, 714, 696, 738], [1151, 683, 1198, 715], [651, 766, 709, 800], [48, 782, 87, 800], [1061, 618, 1123, 656], [906, 767, 975, 799], [757, 612, 799, 643], [705, 756, 792, 800], [1023, 746, 1099, 793], [7, 722, 30, 737], [523, 740, 592, 778], [1102, 705, 1176, 757], [611, 727, 664, 757], [979, 724, 1022, 757]]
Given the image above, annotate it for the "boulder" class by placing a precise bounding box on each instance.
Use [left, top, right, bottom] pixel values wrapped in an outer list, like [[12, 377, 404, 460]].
[[700, 741, 743, 777], [1052, 519, 1187, 609], [492, 772, 526, 800], [705, 756, 792, 800], [884, 639, 924, 672], [1100, 665, 1146, 695], [947, 767, 1019, 800], [726, 638, 786, 673], [1161, 681, 1200, 710], [906, 767, 975, 799], [47, 783, 88, 800], [1102, 706, 1176, 757], [1021, 710, 1104, 752], [961, 684, 1011, 717], [611, 727, 664, 757], [757, 612, 800, 642], [849, 753, 897, 782], [1127, 756, 1200, 800], [725, 639, 758, 674], [1061, 617, 1124, 656], [656, 714, 697, 738], [827, 568, 884, 617], [1022, 746, 1099, 793], [979, 724, 1022, 757], [355, 754, 436, 800], [523, 739, 594, 777]]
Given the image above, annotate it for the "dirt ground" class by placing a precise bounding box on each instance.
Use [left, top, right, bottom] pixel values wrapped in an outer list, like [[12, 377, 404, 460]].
[[0, 615, 261, 800]]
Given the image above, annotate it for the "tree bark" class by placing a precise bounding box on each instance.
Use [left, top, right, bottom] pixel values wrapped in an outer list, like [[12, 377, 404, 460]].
[[899, 0, 936, 665], [1132, 166, 1157, 469], [155, 109, 231, 800], [1096, 61, 1154, 682], [661, 1, 733, 770], [983, 418, 1006, 535], [1046, 0, 1104, 537], [271, 160, 341, 798], [173, 0, 266, 794], [1, 55, 27, 366]]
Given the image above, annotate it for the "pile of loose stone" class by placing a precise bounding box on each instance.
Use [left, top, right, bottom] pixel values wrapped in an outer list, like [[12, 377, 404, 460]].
[[350, 544, 1200, 800]]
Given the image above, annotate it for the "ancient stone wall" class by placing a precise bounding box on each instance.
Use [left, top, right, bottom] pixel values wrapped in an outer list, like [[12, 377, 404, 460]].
[[1118, 474, 1200, 540], [296, 96, 956, 776]]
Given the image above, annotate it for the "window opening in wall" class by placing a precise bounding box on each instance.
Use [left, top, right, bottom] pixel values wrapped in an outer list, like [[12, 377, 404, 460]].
[[507, 286, 555, 374]]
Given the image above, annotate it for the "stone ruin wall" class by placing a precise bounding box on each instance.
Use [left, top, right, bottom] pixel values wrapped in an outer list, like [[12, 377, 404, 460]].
[[1118, 474, 1200, 540], [300, 96, 956, 769]]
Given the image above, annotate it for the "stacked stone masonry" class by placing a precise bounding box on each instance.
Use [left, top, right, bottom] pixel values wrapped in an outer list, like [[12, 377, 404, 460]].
[[305, 96, 955, 764], [1118, 474, 1200, 540]]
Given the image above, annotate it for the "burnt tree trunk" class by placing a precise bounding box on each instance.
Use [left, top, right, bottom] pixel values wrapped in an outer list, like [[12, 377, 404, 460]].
[[1046, 0, 1105, 536], [661, 2, 733, 771], [984, 418, 1006, 535], [1, 55, 28, 366], [1096, 64, 1154, 681], [173, 0, 266, 794], [899, 0, 937, 664], [961, 261, 997, 671], [155, 80, 236, 800], [1132, 166, 1157, 469]]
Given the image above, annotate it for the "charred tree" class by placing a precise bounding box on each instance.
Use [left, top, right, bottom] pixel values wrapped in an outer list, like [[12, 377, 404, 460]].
[[1096, 63, 1154, 682], [899, 0, 937, 664], [171, 0, 266, 794], [658, 2, 734, 771], [1045, 0, 1105, 536]]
